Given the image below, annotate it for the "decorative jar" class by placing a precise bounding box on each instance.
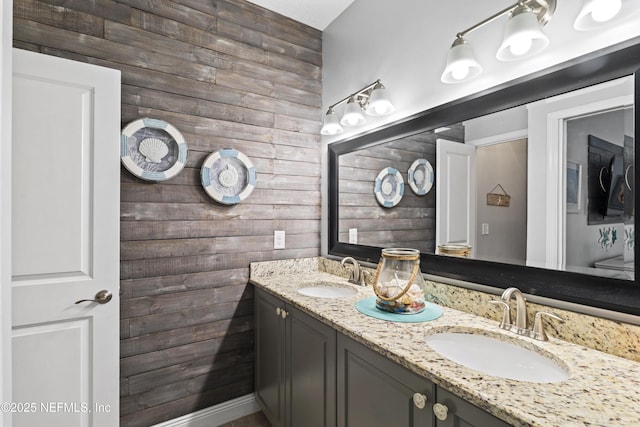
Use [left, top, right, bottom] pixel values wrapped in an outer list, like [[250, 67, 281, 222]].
[[372, 248, 427, 314]]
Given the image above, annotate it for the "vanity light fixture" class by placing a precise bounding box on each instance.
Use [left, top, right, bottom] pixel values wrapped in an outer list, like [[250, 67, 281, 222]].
[[441, 36, 483, 84], [340, 97, 367, 127], [440, 0, 556, 84], [574, 0, 623, 31], [320, 80, 394, 135], [496, 2, 550, 61]]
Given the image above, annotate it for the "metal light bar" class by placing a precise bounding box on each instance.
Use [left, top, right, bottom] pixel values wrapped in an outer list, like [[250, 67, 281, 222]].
[[328, 79, 382, 111], [457, 0, 556, 39]]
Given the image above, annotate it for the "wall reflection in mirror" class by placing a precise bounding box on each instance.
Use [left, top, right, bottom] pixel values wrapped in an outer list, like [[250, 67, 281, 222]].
[[338, 75, 634, 281]]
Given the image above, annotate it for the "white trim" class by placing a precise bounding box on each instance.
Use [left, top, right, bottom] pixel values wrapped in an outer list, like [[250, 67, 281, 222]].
[[0, 1, 12, 426], [544, 94, 633, 270], [465, 129, 528, 147], [151, 394, 260, 427]]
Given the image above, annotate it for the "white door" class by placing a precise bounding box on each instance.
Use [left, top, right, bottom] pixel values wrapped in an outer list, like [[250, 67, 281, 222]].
[[11, 49, 120, 426], [436, 139, 477, 255]]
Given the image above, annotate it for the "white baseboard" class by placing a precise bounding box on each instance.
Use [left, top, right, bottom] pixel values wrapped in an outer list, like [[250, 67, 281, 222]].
[[151, 393, 260, 427]]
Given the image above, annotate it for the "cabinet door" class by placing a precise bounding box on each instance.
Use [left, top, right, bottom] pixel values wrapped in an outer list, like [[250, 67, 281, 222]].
[[435, 388, 511, 427], [337, 334, 435, 427], [255, 289, 287, 427], [287, 306, 336, 427]]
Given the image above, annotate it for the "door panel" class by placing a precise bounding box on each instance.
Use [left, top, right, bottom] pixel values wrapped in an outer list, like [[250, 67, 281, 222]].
[[13, 320, 90, 426], [436, 139, 477, 255], [255, 289, 286, 427], [337, 334, 434, 427], [11, 76, 93, 278], [288, 306, 336, 427], [11, 48, 120, 427]]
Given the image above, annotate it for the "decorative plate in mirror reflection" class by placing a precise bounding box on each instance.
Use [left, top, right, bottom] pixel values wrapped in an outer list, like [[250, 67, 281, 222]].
[[374, 167, 404, 208], [408, 158, 434, 196]]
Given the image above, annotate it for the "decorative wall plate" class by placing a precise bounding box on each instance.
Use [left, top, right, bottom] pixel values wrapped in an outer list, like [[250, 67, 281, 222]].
[[201, 149, 256, 205], [374, 167, 404, 208], [120, 118, 188, 182], [408, 158, 434, 196]]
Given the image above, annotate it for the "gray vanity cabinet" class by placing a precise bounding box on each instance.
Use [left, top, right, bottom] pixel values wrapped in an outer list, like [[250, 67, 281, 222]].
[[255, 288, 286, 426], [255, 289, 336, 427], [336, 334, 511, 427], [256, 288, 512, 427], [336, 334, 435, 427]]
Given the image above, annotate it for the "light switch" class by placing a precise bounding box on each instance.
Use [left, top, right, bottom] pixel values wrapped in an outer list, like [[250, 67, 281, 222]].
[[274, 230, 285, 249], [482, 223, 489, 235], [349, 228, 358, 244]]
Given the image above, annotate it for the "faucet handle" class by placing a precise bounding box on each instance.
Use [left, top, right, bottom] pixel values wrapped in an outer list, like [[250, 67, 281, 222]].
[[530, 312, 563, 341], [489, 300, 512, 330], [360, 270, 371, 286]]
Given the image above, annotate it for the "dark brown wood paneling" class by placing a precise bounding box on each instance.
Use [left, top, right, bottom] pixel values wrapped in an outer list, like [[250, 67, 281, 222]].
[[13, 0, 322, 425]]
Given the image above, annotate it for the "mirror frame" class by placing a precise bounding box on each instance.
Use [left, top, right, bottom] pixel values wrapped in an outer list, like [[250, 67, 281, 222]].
[[328, 38, 640, 316]]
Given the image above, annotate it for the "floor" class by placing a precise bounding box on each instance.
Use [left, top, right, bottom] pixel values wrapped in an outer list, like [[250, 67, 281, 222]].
[[219, 411, 271, 427]]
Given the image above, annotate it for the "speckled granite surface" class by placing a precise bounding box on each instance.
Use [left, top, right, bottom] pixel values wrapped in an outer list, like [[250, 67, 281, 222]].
[[250, 257, 640, 427]]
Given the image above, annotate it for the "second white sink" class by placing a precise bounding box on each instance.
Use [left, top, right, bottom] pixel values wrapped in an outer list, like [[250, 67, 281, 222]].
[[425, 329, 570, 383], [297, 282, 358, 298]]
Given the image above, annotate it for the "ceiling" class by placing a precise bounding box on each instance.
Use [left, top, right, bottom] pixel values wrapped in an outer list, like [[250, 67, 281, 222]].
[[247, 0, 355, 30]]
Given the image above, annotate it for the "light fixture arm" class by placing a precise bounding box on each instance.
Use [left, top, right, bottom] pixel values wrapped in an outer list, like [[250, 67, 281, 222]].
[[328, 79, 382, 111], [456, 0, 555, 40]]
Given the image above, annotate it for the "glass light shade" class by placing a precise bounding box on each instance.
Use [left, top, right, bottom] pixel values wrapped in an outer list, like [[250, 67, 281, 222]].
[[320, 109, 344, 135], [365, 85, 395, 116], [340, 98, 366, 127], [441, 39, 483, 83], [496, 10, 549, 61], [574, 0, 622, 31]]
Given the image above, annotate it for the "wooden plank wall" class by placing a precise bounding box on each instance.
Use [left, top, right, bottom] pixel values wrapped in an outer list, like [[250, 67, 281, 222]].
[[13, 0, 322, 425], [338, 134, 437, 253]]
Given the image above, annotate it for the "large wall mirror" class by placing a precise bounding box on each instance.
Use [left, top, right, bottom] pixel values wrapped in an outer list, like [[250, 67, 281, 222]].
[[328, 38, 640, 316]]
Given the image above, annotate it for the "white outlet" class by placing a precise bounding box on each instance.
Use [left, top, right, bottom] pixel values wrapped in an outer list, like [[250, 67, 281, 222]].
[[274, 230, 285, 249], [349, 228, 358, 244], [482, 223, 489, 235]]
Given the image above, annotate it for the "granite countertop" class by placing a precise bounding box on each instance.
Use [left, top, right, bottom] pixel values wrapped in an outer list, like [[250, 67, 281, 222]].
[[249, 258, 640, 427]]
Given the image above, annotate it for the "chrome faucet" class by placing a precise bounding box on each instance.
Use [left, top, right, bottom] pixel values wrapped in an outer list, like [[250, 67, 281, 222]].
[[492, 287, 564, 341], [501, 287, 529, 335], [341, 257, 368, 286]]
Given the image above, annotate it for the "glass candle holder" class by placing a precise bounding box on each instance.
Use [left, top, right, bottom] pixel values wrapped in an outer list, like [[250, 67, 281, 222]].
[[372, 248, 427, 314]]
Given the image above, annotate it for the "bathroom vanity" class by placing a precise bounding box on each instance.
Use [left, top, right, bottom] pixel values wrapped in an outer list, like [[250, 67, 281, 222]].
[[255, 288, 510, 427], [251, 258, 640, 427]]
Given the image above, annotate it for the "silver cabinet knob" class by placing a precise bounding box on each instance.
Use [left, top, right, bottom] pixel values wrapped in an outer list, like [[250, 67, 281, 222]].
[[75, 290, 112, 305], [275, 307, 288, 319], [412, 393, 427, 409], [433, 403, 449, 421]]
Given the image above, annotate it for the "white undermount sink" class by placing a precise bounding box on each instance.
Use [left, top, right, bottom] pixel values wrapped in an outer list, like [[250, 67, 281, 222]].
[[296, 282, 358, 298], [425, 329, 571, 383]]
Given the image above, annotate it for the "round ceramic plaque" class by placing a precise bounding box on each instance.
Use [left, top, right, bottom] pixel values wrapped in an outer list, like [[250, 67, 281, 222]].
[[201, 149, 256, 205], [120, 118, 188, 182], [374, 167, 404, 208], [408, 158, 434, 196]]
